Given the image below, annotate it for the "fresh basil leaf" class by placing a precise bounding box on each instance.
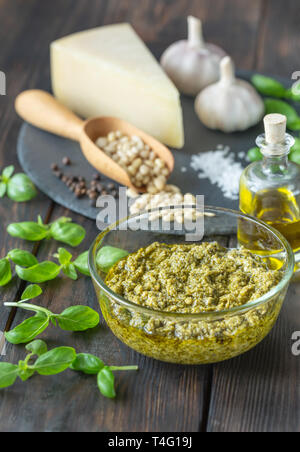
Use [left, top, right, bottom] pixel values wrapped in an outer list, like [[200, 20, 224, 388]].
[[97, 367, 116, 398], [33, 347, 76, 376], [287, 119, 300, 131], [286, 85, 300, 102], [50, 219, 85, 247], [37, 215, 44, 226], [7, 249, 38, 267], [62, 263, 78, 280], [18, 368, 35, 382], [5, 313, 49, 344], [15, 261, 61, 283], [290, 148, 300, 165], [264, 98, 300, 130], [57, 247, 72, 265], [0, 182, 6, 198], [7, 173, 37, 202], [25, 339, 48, 357], [292, 137, 300, 152], [70, 353, 104, 375], [56, 306, 99, 331], [247, 147, 263, 162], [96, 246, 129, 273], [251, 74, 287, 98], [0, 258, 12, 286], [7, 222, 48, 241], [2, 165, 14, 180], [74, 251, 90, 276], [21, 284, 42, 301], [0, 363, 19, 388]]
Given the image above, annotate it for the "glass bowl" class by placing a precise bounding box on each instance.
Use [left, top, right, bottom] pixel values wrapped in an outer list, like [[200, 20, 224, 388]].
[[89, 205, 294, 364]]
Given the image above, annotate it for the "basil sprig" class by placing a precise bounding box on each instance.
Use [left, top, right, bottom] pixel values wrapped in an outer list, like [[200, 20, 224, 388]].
[[0, 340, 76, 388], [96, 246, 129, 273], [53, 248, 90, 280], [4, 286, 100, 344], [0, 249, 38, 286], [10, 245, 129, 284], [15, 261, 61, 283], [70, 353, 138, 398], [252, 74, 300, 103], [0, 165, 37, 202], [247, 136, 300, 163], [7, 216, 86, 247], [0, 341, 138, 398], [264, 98, 300, 131], [14, 248, 90, 283]]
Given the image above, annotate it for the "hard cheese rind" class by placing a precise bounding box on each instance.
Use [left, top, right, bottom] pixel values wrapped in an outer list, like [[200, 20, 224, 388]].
[[50, 24, 184, 148]]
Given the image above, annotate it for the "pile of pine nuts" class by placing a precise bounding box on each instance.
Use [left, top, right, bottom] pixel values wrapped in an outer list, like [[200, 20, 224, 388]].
[[127, 186, 208, 222], [95, 131, 169, 193]]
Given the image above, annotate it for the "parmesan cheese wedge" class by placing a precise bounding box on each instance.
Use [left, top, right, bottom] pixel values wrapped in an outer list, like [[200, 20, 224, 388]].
[[50, 24, 184, 148]]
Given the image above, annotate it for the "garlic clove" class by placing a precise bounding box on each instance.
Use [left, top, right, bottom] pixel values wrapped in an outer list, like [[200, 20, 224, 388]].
[[194, 56, 265, 132], [160, 16, 227, 96]]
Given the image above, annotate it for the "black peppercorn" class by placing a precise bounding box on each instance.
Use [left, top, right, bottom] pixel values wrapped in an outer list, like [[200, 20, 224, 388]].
[[62, 157, 71, 166]]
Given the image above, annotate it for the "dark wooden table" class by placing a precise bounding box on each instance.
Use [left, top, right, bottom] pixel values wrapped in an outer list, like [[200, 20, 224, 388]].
[[0, 0, 299, 432]]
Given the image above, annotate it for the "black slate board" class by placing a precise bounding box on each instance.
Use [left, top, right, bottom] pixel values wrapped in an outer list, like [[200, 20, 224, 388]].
[[16, 71, 279, 221]]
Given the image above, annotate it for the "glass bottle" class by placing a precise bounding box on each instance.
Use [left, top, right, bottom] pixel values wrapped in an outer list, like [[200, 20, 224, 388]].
[[239, 113, 300, 268]]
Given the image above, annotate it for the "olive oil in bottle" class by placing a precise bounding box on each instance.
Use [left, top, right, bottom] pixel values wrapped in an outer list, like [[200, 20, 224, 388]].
[[239, 114, 300, 266]]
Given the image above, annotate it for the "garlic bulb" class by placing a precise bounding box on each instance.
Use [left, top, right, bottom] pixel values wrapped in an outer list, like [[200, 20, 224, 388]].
[[160, 16, 226, 96], [194, 56, 265, 132]]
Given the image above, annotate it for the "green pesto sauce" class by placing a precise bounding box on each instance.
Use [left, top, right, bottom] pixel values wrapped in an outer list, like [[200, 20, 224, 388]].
[[101, 242, 284, 364]]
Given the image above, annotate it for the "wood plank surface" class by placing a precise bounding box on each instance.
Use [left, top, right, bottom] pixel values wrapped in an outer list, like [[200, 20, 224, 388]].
[[0, 205, 217, 432], [207, 284, 300, 432], [256, 0, 300, 77], [206, 0, 300, 432], [1, 0, 300, 432], [0, 0, 53, 337], [104, 0, 262, 68]]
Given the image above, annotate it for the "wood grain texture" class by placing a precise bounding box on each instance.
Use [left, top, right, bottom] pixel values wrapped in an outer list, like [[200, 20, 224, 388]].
[[105, 0, 263, 67], [0, 0, 53, 337], [204, 0, 300, 432], [0, 206, 217, 432], [256, 0, 300, 77], [207, 284, 300, 432]]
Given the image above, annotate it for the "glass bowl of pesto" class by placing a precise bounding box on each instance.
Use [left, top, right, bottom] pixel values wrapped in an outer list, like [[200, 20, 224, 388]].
[[89, 205, 294, 364]]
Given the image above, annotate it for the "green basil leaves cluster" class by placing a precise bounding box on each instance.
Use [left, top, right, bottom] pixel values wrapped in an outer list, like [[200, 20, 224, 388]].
[[7, 216, 86, 247], [252, 74, 300, 103], [0, 340, 138, 398], [264, 98, 300, 131], [14, 247, 89, 284], [249, 74, 300, 163], [0, 165, 37, 202], [0, 239, 128, 287], [53, 248, 90, 280], [0, 341, 77, 387], [247, 136, 300, 164], [70, 353, 138, 398], [0, 249, 38, 286], [4, 285, 100, 344], [0, 247, 89, 286], [96, 246, 129, 273]]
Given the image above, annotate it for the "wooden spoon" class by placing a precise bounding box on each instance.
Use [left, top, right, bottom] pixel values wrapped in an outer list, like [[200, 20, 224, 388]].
[[15, 90, 175, 192]]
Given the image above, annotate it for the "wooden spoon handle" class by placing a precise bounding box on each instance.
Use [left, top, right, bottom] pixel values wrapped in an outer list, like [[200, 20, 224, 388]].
[[15, 90, 84, 141]]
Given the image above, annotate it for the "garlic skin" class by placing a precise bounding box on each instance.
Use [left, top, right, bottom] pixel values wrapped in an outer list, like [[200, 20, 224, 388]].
[[160, 16, 226, 96], [194, 56, 265, 132]]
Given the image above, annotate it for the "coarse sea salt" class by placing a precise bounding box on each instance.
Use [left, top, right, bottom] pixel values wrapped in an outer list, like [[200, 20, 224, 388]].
[[190, 146, 244, 200]]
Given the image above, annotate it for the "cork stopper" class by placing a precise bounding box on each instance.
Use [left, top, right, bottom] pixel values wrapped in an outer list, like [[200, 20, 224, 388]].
[[264, 114, 286, 144]]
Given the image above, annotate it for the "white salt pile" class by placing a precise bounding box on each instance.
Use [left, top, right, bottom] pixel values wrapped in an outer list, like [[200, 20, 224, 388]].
[[190, 146, 244, 200]]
